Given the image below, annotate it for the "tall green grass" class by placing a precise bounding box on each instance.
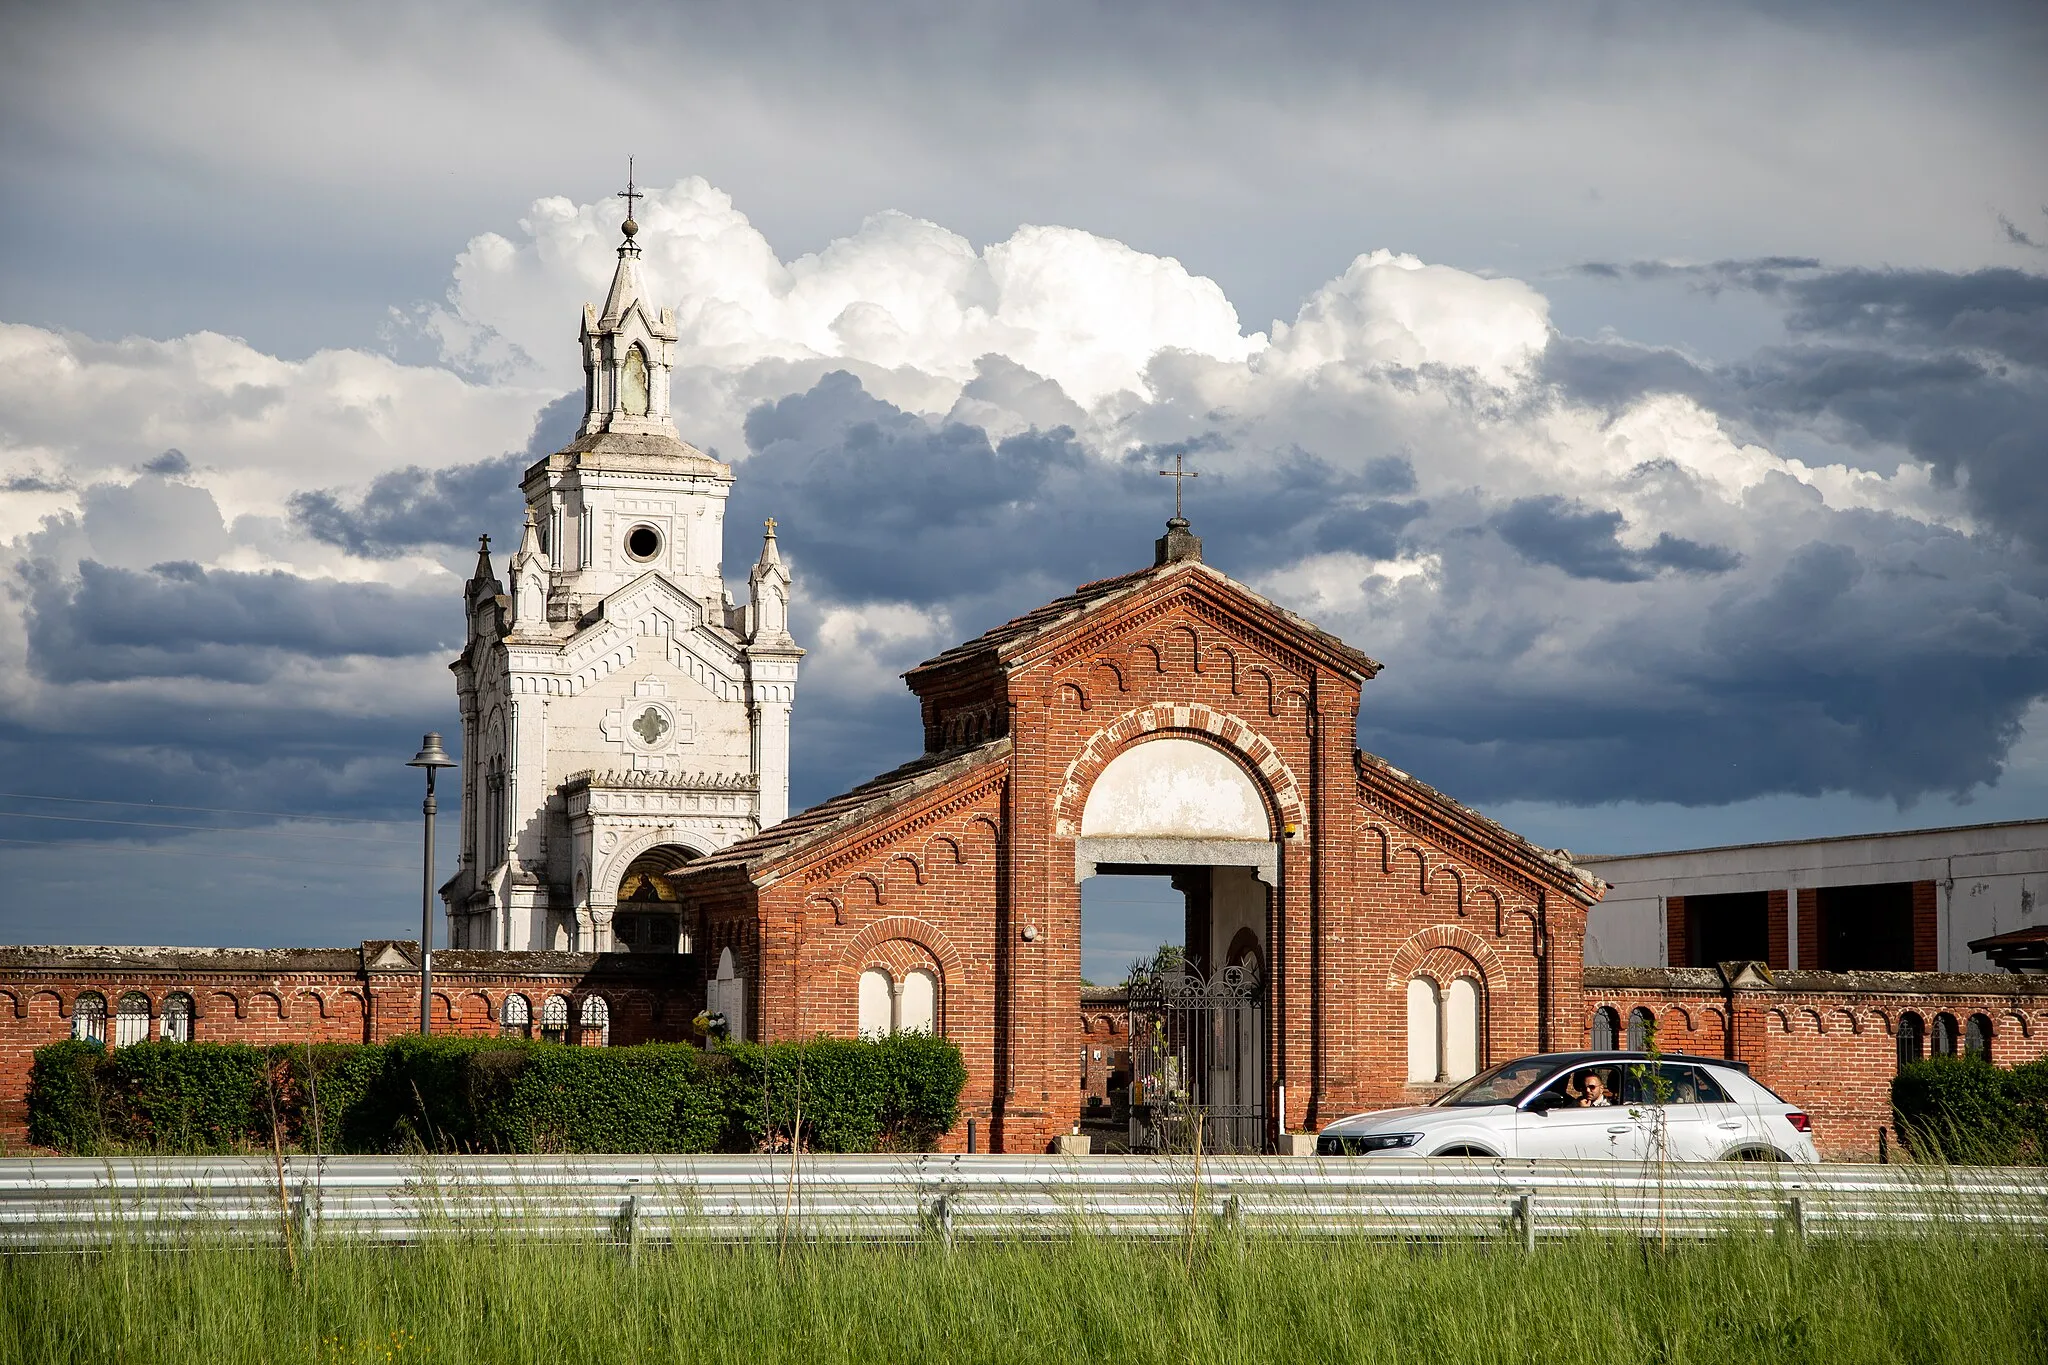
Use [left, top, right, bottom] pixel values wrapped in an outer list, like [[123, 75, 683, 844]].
[[3, 1229, 2039, 1364]]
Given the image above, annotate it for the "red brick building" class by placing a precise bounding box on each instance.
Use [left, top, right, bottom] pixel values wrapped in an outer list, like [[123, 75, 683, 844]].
[[674, 520, 1606, 1153]]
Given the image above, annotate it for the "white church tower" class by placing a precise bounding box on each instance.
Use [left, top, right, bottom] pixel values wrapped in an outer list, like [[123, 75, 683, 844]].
[[445, 185, 802, 952]]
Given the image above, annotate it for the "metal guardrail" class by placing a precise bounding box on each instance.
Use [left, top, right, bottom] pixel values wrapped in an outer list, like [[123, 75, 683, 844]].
[[0, 1154, 2043, 1250]]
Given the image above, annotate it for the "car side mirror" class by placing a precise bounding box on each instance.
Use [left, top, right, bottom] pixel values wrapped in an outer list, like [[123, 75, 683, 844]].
[[1527, 1094, 1566, 1114]]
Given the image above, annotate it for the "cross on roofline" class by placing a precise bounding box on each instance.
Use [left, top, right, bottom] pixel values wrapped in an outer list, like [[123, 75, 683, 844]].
[[1159, 452, 1199, 520], [617, 157, 642, 225]]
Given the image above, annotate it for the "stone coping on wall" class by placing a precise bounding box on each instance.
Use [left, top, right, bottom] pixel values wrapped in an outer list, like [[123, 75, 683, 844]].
[[0, 943, 692, 980], [1584, 963, 2048, 998]]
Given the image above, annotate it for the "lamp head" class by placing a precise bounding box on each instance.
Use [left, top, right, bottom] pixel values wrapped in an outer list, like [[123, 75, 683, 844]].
[[406, 732, 456, 769]]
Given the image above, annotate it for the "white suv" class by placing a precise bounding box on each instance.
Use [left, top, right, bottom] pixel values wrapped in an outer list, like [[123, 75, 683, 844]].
[[1316, 1052, 1820, 1163]]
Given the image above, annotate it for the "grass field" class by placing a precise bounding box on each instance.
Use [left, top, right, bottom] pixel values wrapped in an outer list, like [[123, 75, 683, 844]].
[[3, 1228, 2041, 1364]]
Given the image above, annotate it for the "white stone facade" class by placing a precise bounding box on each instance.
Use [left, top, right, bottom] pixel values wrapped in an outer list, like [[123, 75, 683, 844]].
[[443, 217, 801, 953]]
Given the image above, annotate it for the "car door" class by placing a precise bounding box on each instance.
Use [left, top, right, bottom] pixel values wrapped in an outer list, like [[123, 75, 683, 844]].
[[1682, 1063, 1754, 1158], [1515, 1064, 1645, 1161], [1619, 1062, 1718, 1161]]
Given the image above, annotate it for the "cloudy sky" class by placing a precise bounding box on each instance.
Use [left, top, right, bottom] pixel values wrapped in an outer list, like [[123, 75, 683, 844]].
[[2, 0, 2045, 959]]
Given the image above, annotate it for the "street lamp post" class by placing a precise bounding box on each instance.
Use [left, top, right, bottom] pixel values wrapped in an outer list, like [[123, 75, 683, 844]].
[[406, 733, 457, 1036]]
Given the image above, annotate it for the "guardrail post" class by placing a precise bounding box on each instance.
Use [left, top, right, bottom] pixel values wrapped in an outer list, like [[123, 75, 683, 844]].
[[1217, 1182, 1239, 1232], [1517, 1192, 1536, 1253], [1787, 1194, 1805, 1244], [621, 1193, 642, 1266], [930, 1194, 954, 1253], [294, 1186, 313, 1252]]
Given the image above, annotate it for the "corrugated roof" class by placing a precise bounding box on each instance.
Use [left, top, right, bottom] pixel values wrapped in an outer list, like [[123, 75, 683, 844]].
[[684, 738, 1011, 882]]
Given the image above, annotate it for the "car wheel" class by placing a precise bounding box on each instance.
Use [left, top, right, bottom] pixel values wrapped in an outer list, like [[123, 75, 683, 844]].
[[1722, 1146, 1788, 1162], [1434, 1145, 1496, 1158]]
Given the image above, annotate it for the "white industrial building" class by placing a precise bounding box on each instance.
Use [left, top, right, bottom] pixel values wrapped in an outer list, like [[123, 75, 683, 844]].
[[1581, 817, 2048, 974]]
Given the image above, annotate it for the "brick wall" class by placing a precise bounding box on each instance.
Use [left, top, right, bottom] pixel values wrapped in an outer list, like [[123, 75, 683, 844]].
[[0, 945, 697, 1147], [1766, 890, 1789, 970], [1913, 880, 1939, 972], [1666, 896, 1688, 967], [1583, 965, 2048, 1158]]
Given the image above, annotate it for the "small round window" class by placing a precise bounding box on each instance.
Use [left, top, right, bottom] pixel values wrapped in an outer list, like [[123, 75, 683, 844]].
[[625, 525, 662, 562]]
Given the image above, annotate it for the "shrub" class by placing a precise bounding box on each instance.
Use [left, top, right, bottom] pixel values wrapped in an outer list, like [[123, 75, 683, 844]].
[[1893, 1056, 2048, 1164], [97, 1042, 270, 1152], [470, 1043, 723, 1153], [282, 1044, 387, 1153], [24, 1033, 968, 1156], [26, 1040, 104, 1153], [718, 1034, 967, 1152]]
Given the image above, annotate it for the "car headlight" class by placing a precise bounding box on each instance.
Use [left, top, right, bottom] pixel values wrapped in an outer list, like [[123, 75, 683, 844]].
[[1356, 1132, 1422, 1152], [1318, 1131, 1423, 1155]]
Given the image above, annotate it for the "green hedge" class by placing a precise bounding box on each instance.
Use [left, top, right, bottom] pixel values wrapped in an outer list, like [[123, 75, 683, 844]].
[[1893, 1056, 2048, 1164], [26, 1033, 966, 1157]]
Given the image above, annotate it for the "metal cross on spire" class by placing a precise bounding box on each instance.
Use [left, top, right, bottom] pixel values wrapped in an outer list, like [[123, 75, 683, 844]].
[[617, 157, 642, 229], [1159, 451, 1200, 520]]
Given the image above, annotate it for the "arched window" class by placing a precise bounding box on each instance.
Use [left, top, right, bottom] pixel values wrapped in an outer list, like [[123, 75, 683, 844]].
[[500, 994, 531, 1039], [1965, 1013, 1993, 1062], [540, 994, 570, 1044], [1931, 1012, 1958, 1058], [579, 995, 611, 1047], [114, 993, 151, 1047], [1626, 1007, 1655, 1051], [1590, 1006, 1620, 1051], [161, 993, 193, 1043], [71, 992, 106, 1044], [858, 968, 893, 1039], [621, 345, 651, 418], [1896, 1012, 1925, 1070], [1405, 978, 1440, 1083], [1443, 978, 1481, 1082], [900, 969, 938, 1035]]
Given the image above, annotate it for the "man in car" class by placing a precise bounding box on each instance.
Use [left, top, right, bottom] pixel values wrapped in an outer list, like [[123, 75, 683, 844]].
[[1578, 1071, 1613, 1107]]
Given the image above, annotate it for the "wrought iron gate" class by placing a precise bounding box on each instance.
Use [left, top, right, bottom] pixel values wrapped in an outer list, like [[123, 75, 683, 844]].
[[1126, 963, 1267, 1154]]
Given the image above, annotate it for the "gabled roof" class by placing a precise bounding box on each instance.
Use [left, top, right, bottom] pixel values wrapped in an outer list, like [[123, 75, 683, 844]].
[[1355, 749, 1606, 905], [904, 559, 1381, 684], [683, 738, 1011, 884]]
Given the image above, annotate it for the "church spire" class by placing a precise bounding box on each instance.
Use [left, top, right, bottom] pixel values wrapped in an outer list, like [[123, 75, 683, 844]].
[[598, 164, 646, 329], [748, 517, 793, 645], [577, 162, 679, 439], [466, 533, 502, 606]]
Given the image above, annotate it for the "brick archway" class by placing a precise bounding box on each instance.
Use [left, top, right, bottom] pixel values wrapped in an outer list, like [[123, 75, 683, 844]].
[[1387, 923, 1507, 989], [1053, 703, 1307, 840]]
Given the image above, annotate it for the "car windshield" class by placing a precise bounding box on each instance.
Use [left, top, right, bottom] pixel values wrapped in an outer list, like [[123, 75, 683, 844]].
[[1432, 1058, 1558, 1107]]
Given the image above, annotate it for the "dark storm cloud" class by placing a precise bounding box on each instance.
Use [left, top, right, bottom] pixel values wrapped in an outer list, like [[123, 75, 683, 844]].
[[21, 559, 451, 683], [289, 393, 580, 556], [731, 371, 1431, 609], [140, 449, 191, 476], [1550, 262, 2048, 550], [736, 369, 2042, 814], [1491, 495, 1739, 582], [1368, 529, 2048, 807]]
